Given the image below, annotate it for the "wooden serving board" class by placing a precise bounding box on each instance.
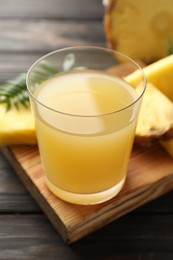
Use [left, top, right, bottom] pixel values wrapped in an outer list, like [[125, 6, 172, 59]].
[[1, 144, 173, 244]]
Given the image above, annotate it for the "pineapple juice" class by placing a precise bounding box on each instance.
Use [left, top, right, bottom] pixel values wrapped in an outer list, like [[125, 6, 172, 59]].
[[34, 70, 137, 204]]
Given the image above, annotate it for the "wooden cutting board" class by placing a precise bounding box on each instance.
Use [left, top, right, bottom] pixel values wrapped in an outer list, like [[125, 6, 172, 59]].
[[1, 143, 173, 244]]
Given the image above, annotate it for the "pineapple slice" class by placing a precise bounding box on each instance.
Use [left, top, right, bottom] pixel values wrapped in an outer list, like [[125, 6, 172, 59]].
[[104, 0, 173, 64], [0, 104, 36, 146], [126, 54, 173, 100], [125, 55, 173, 155], [135, 83, 173, 145]]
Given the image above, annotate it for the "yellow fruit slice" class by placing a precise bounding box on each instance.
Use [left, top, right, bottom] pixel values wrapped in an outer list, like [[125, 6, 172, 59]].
[[104, 0, 173, 64], [135, 83, 173, 145], [0, 104, 36, 146], [126, 54, 173, 100], [125, 55, 173, 156]]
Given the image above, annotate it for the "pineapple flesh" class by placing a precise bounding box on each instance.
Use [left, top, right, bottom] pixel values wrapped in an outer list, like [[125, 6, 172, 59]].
[[125, 54, 173, 156], [105, 0, 173, 64], [135, 82, 173, 145], [0, 104, 36, 146]]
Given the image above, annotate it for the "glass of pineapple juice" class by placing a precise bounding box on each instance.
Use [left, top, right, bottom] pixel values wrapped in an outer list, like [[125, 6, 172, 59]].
[[26, 46, 146, 205]]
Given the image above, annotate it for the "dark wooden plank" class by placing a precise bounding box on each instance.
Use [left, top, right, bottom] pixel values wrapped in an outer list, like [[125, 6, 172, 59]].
[[0, 53, 44, 82], [0, 215, 75, 260], [134, 190, 173, 214], [0, 151, 40, 212], [0, 0, 104, 19], [74, 214, 173, 255], [0, 193, 40, 212], [0, 19, 105, 52], [0, 18, 105, 83], [0, 18, 105, 82], [0, 214, 173, 259]]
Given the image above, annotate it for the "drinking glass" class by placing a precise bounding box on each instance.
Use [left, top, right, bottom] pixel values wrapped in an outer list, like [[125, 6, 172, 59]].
[[26, 46, 146, 205]]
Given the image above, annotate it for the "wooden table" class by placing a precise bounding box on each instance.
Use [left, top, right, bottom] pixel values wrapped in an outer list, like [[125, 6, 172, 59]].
[[1, 1, 173, 259]]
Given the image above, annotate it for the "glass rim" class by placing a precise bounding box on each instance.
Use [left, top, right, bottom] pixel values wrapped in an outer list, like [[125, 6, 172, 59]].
[[26, 46, 147, 118]]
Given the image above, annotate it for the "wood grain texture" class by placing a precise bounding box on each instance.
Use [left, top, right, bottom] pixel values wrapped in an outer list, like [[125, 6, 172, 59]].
[[0, 19, 104, 52], [0, 214, 173, 259], [2, 143, 173, 244], [0, 0, 104, 19]]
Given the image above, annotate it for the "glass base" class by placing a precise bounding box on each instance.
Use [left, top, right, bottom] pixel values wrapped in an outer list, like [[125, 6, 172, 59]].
[[45, 176, 126, 205]]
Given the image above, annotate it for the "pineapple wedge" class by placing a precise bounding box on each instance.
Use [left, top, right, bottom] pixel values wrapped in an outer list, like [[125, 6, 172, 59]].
[[126, 54, 173, 100], [125, 55, 173, 156], [136, 83, 173, 145], [0, 104, 36, 146]]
